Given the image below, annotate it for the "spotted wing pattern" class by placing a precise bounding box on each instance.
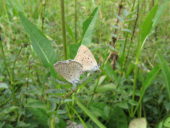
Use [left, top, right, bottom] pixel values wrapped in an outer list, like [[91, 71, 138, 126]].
[[54, 60, 83, 84], [74, 45, 99, 72]]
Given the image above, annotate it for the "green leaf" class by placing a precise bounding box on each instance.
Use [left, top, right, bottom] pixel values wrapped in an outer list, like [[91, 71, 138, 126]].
[[19, 13, 57, 67], [136, 4, 158, 59], [164, 117, 170, 128], [6, 0, 24, 13], [76, 100, 106, 128], [140, 66, 160, 98], [134, 66, 160, 114], [66, 23, 74, 41], [139, 5, 158, 43], [103, 63, 118, 81], [96, 84, 116, 93], [0, 106, 18, 120], [68, 8, 98, 58], [89, 102, 110, 120], [81, 7, 98, 45], [107, 107, 128, 128], [156, 120, 164, 128], [27, 107, 49, 127], [68, 42, 81, 59], [26, 99, 49, 127], [153, 0, 170, 27], [158, 54, 170, 99]]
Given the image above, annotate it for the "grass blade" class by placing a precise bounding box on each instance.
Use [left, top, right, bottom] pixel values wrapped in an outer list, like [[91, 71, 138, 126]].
[[153, 0, 170, 27], [158, 54, 170, 99], [133, 66, 160, 116], [19, 13, 57, 67], [76, 100, 106, 128], [140, 66, 160, 98], [81, 7, 98, 45], [139, 4, 158, 44], [68, 8, 98, 58], [135, 4, 158, 59]]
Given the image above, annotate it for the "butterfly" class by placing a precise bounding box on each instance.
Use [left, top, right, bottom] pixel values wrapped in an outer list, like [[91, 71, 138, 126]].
[[54, 45, 99, 85], [54, 60, 83, 85], [74, 45, 99, 72]]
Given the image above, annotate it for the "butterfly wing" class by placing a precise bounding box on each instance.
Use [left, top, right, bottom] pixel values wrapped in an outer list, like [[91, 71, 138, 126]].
[[54, 60, 83, 84], [74, 45, 99, 72]]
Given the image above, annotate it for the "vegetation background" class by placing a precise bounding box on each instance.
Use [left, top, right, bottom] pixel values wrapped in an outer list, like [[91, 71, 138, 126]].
[[0, 0, 170, 128]]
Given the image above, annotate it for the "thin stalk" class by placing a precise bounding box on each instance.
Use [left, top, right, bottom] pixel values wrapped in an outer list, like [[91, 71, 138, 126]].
[[0, 40, 16, 104], [60, 0, 67, 59], [130, 62, 139, 117], [74, 0, 77, 43], [131, 0, 137, 11], [71, 107, 88, 128], [41, 0, 47, 31], [0, 40, 11, 81], [49, 114, 56, 128], [2, 0, 9, 20], [121, 0, 137, 69], [125, 0, 140, 65], [88, 78, 100, 105], [12, 46, 23, 78]]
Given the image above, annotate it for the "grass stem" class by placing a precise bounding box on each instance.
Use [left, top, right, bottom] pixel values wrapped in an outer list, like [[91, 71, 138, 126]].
[[60, 0, 67, 59], [74, 0, 78, 43], [41, 0, 47, 31]]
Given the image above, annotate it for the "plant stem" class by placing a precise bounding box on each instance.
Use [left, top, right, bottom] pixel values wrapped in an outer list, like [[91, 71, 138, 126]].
[[74, 0, 77, 43], [12, 46, 23, 79], [60, 0, 67, 59], [41, 0, 47, 31], [0, 40, 11, 81], [125, 0, 140, 66], [130, 61, 139, 116]]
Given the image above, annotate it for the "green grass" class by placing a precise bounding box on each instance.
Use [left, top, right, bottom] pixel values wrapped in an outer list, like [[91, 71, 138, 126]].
[[0, 0, 170, 128]]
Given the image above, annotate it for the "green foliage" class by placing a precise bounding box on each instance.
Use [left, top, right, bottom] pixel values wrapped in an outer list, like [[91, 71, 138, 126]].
[[68, 7, 98, 58], [19, 13, 57, 67], [140, 66, 160, 99], [107, 107, 128, 128], [81, 7, 98, 46], [137, 4, 158, 58], [76, 100, 106, 128], [139, 5, 158, 43], [159, 54, 170, 99], [0, 0, 170, 128]]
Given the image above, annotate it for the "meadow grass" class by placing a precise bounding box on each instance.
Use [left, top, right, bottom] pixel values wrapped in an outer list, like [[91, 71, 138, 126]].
[[0, 0, 170, 128]]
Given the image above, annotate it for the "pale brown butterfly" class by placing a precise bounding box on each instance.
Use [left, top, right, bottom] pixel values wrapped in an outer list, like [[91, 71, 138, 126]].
[[74, 45, 99, 72], [54, 60, 83, 85]]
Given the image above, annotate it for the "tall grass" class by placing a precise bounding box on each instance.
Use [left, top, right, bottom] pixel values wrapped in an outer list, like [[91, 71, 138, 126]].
[[60, 0, 67, 59], [0, 0, 170, 127]]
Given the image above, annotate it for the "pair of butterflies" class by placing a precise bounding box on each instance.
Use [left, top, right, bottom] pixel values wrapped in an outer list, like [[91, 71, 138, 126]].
[[54, 45, 99, 85]]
